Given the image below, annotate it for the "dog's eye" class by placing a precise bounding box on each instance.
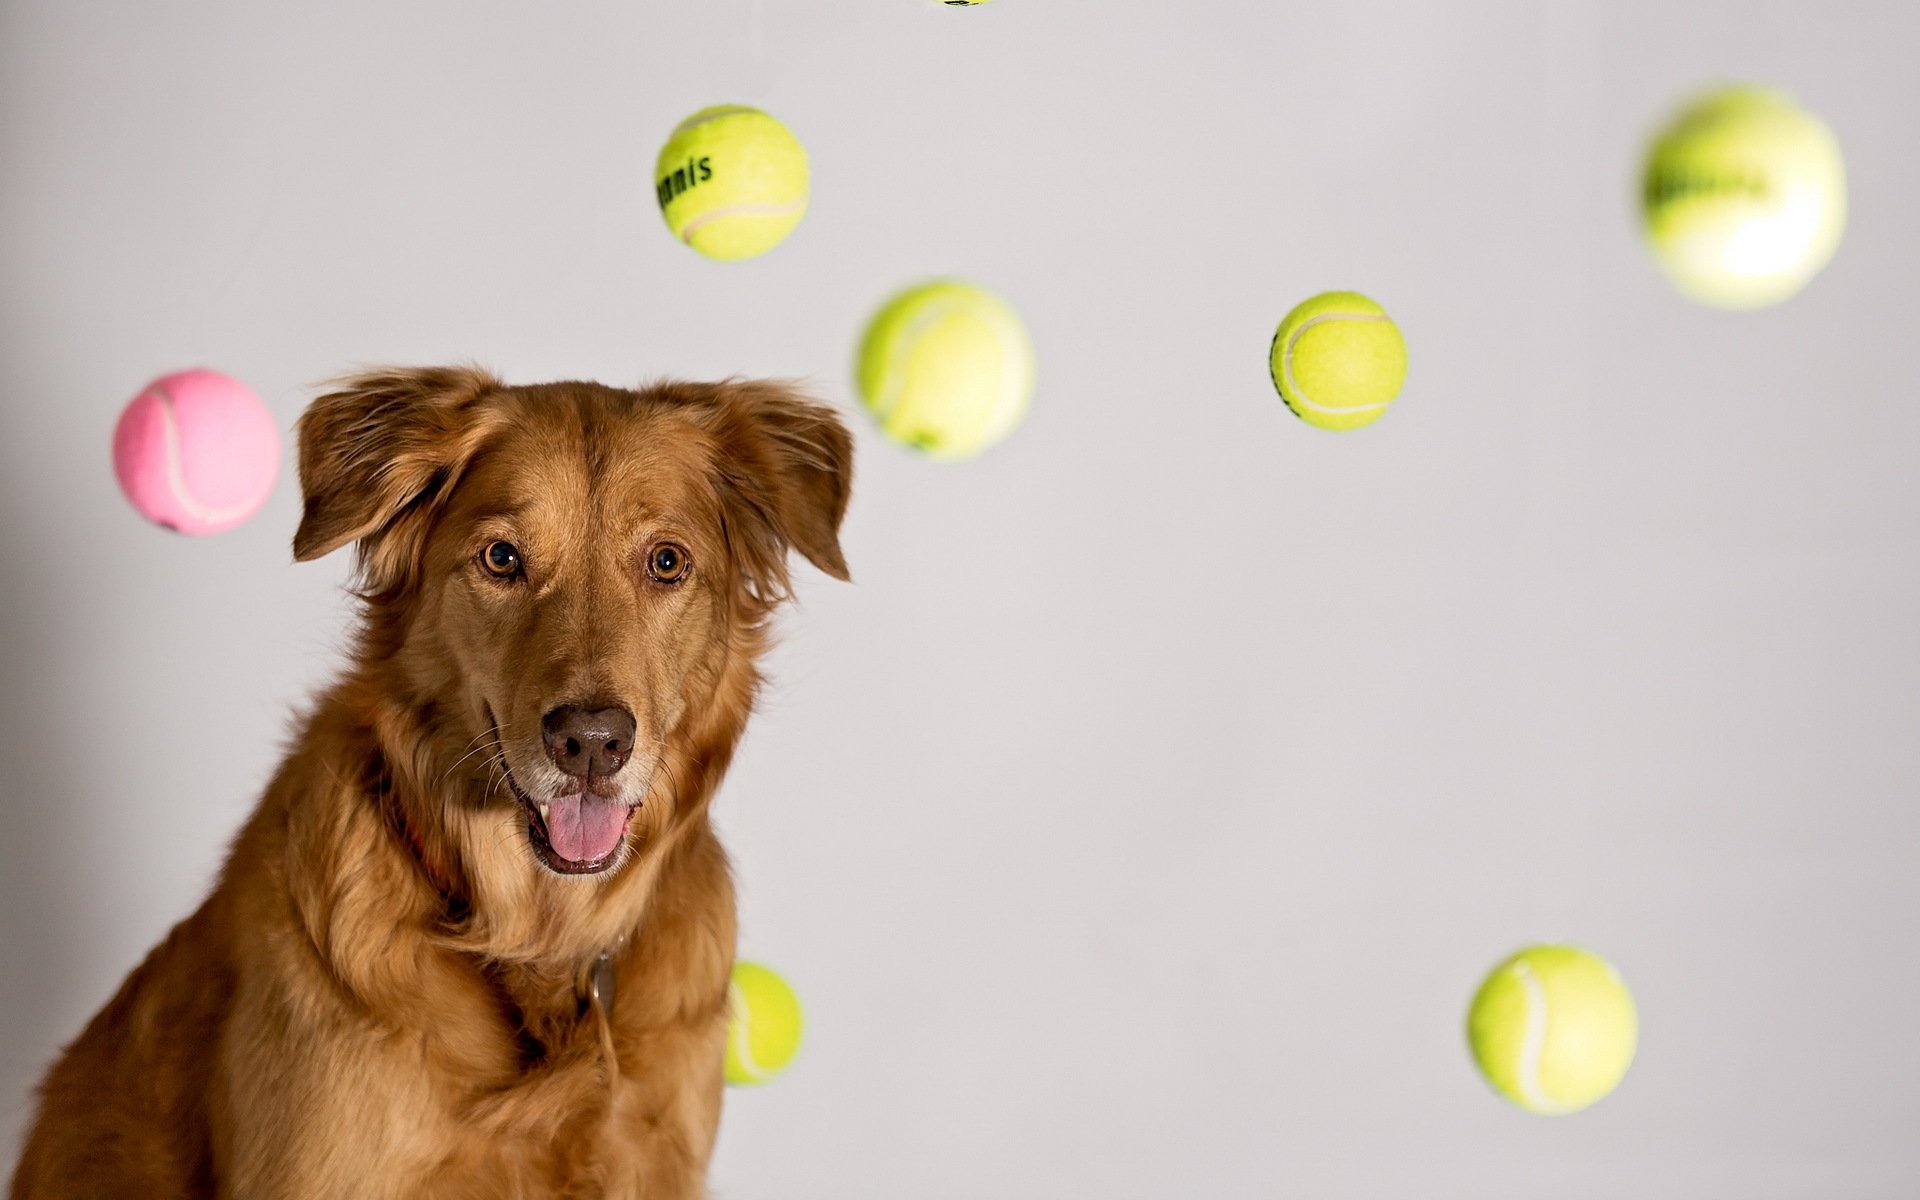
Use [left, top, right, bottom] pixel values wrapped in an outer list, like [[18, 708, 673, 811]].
[[481, 541, 523, 579], [647, 542, 691, 584]]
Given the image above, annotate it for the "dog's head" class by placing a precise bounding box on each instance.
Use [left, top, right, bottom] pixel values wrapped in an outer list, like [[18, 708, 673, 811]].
[[292, 367, 850, 897]]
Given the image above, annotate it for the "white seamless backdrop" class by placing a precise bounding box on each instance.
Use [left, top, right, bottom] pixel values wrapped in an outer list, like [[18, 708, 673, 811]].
[[1, 2, 1917, 1197]]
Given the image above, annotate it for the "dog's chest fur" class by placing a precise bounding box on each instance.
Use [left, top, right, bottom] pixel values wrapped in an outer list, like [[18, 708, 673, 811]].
[[221, 848, 728, 1200]]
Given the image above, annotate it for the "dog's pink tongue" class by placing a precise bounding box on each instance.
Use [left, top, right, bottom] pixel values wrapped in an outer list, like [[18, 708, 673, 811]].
[[544, 794, 628, 863]]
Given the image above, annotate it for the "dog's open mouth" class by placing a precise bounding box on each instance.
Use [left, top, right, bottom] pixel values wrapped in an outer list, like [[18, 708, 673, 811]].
[[520, 789, 636, 875]]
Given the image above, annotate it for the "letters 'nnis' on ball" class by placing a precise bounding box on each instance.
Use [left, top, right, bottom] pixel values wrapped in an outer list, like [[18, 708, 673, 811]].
[[1467, 944, 1638, 1116], [1642, 86, 1847, 309], [655, 105, 809, 262]]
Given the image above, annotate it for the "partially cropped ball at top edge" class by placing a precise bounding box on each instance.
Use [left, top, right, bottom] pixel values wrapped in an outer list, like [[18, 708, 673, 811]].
[[726, 960, 804, 1086], [655, 104, 809, 262], [112, 368, 281, 536], [1268, 290, 1408, 432], [856, 279, 1034, 461], [1642, 84, 1846, 309], [1466, 944, 1638, 1116]]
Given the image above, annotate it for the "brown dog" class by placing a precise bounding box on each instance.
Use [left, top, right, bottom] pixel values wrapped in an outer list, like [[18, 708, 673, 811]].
[[10, 367, 853, 1199]]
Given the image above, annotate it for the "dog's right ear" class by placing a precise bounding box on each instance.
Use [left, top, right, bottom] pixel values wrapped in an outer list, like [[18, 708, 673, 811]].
[[293, 366, 503, 599]]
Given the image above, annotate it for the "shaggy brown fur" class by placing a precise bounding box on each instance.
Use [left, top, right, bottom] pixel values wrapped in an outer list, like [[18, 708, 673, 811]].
[[10, 368, 853, 1199]]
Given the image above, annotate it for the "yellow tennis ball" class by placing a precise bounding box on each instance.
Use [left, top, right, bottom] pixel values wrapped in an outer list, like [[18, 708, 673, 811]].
[[1642, 86, 1847, 309], [856, 280, 1034, 460], [725, 961, 804, 1086], [1267, 291, 1408, 432], [1467, 945, 1638, 1115], [655, 105, 808, 262]]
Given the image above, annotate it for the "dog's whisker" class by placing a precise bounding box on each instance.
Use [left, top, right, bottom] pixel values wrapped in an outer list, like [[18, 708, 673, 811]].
[[482, 759, 511, 802], [435, 713, 535, 790], [439, 737, 505, 787], [653, 752, 686, 811]]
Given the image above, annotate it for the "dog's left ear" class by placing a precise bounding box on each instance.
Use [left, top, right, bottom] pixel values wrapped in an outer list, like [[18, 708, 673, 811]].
[[700, 380, 854, 604], [292, 366, 503, 599]]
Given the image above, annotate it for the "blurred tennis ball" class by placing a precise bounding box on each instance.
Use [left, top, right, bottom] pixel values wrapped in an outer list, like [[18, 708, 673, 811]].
[[1467, 944, 1638, 1115], [1267, 291, 1408, 432], [1642, 85, 1846, 309], [655, 105, 808, 261], [725, 961, 803, 1086], [856, 280, 1034, 460], [112, 368, 281, 535]]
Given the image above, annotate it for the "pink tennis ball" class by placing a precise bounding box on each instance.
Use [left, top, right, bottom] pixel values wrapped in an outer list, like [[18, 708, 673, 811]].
[[112, 369, 281, 536]]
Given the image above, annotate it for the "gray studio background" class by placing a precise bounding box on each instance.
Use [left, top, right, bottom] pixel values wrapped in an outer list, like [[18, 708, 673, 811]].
[[3, 2, 1917, 1196]]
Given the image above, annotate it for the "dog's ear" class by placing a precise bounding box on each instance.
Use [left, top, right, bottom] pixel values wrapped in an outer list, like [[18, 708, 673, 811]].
[[699, 380, 854, 608], [293, 366, 503, 600]]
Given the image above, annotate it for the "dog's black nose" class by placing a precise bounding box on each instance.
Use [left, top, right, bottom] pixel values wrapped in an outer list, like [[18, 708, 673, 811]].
[[541, 705, 637, 779]]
